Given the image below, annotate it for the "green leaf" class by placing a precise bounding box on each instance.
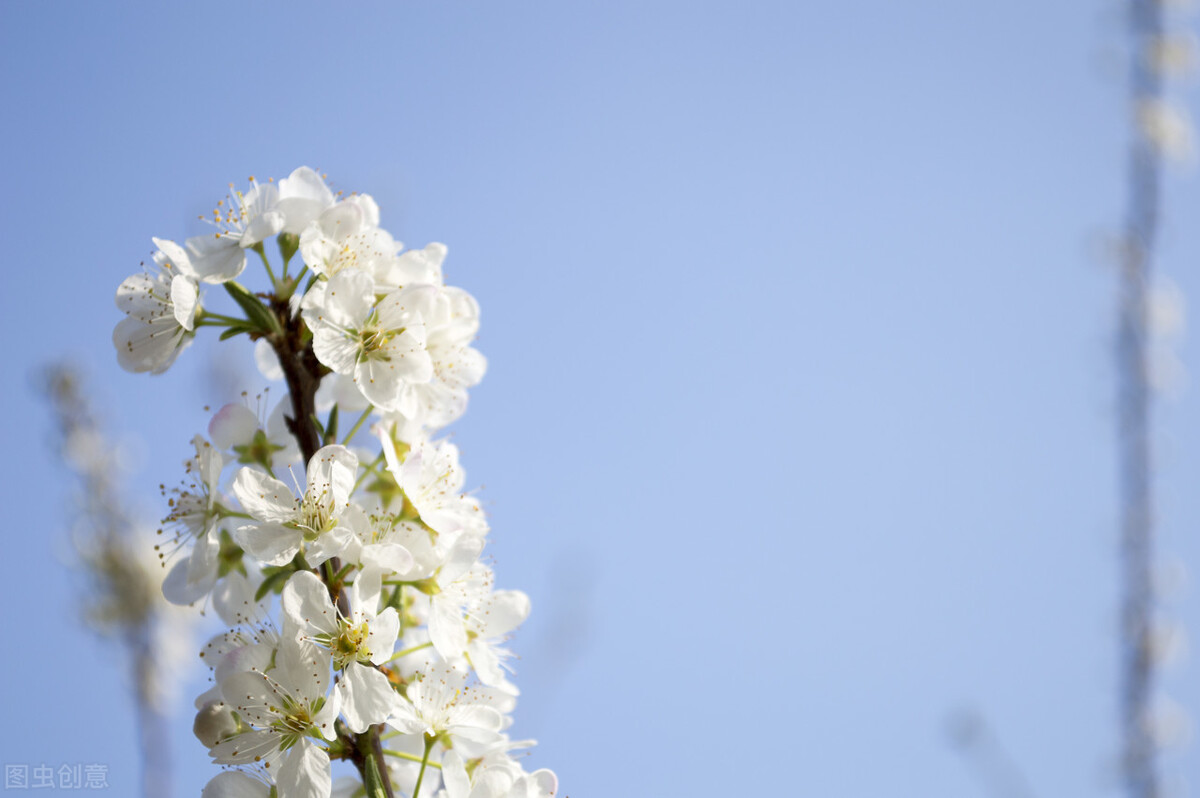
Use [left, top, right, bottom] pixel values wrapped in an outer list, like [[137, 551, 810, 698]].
[[224, 281, 282, 335], [361, 747, 389, 798], [324, 404, 339, 446], [218, 325, 254, 341], [254, 566, 293, 602]]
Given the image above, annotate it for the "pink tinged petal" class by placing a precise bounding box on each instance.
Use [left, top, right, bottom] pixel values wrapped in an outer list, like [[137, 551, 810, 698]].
[[365, 608, 400, 665], [339, 662, 400, 733], [234, 521, 300, 566], [232, 468, 297, 523], [201, 771, 270, 798], [209, 404, 259, 450], [307, 445, 358, 508], [185, 234, 247, 283], [282, 571, 340, 638], [480, 590, 531, 638], [430, 595, 469, 659], [306, 526, 354, 567], [277, 738, 331, 798]]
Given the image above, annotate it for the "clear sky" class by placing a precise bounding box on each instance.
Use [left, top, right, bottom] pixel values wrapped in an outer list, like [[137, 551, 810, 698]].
[[2, 1, 1199, 796]]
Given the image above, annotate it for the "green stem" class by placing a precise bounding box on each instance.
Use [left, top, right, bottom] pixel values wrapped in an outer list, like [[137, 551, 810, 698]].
[[256, 244, 279, 289], [196, 312, 246, 325], [351, 452, 386, 495], [387, 640, 432, 663], [411, 735, 436, 798], [382, 748, 443, 769], [343, 405, 375, 446], [215, 506, 254, 520], [394, 585, 405, 636]]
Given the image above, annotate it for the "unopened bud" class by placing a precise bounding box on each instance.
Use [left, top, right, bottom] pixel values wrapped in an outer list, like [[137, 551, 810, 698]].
[[193, 701, 239, 748], [277, 232, 300, 266]]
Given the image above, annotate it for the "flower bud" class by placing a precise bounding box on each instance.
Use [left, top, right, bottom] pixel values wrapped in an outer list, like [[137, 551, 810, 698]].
[[193, 701, 239, 748]]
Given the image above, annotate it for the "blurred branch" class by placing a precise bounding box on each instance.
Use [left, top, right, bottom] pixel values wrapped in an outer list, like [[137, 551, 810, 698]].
[[1116, 2, 1171, 795], [946, 709, 1038, 798], [40, 363, 179, 798]]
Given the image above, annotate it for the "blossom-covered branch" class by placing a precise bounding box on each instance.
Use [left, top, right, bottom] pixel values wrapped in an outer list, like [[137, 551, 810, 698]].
[[114, 168, 559, 798]]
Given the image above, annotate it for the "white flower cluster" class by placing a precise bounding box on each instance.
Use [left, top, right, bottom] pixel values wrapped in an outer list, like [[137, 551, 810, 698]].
[[113, 168, 558, 798]]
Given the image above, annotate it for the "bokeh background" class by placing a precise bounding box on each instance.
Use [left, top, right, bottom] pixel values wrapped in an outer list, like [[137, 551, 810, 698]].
[[2, 1, 1199, 795]]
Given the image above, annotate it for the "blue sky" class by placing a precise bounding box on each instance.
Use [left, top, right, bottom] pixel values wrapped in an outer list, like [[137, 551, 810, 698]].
[[2, 1, 1199, 795]]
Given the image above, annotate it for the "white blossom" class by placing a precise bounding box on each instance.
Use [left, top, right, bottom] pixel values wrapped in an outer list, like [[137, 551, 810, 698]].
[[211, 639, 339, 796], [160, 436, 224, 606], [231, 445, 357, 567], [299, 195, 398, 281], [186, 178, 285, 282], [113, 237, 199, 374], [388, 662, 503, 744], [302, 268, 434, 413]]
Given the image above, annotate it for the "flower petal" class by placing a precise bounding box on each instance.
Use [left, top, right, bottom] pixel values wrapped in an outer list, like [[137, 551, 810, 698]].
[[232, 468, 297, 523], [338, 662, 400, 733], [277, 738, 331, 798]]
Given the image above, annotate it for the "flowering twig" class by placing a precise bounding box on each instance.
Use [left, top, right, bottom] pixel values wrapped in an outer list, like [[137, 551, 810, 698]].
[[111, 168, 560, 798]]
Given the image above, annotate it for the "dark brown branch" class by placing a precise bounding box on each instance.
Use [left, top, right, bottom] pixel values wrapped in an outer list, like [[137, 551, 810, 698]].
[[267, 297, 395, 798]]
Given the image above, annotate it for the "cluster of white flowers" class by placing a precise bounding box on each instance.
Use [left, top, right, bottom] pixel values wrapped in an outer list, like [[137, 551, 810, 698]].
[[113, 168, 558, 798]]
